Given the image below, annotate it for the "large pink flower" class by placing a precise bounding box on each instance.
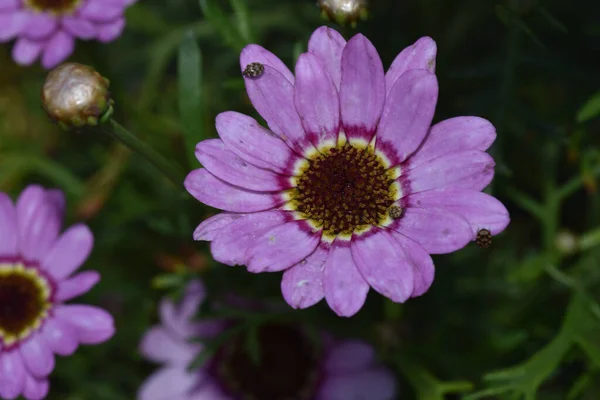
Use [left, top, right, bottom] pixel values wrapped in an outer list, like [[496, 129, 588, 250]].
[[184, 26, 510, 317], [138, 280, 397, 400], [0, 185, 114, 400], [0, 0, 136, 69]]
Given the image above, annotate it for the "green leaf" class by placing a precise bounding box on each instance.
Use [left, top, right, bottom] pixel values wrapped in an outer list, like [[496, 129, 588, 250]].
[[229, 0, 254, 43], [199, 0, 245, 51], [577, 90, 600, 123], [178, 31, 204, 168], [538, 7, 568, 34]]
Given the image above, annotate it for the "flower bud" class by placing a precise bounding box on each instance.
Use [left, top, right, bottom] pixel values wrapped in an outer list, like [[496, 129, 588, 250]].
[[317, 0, 369, 26], [41, 62, 113, 129]]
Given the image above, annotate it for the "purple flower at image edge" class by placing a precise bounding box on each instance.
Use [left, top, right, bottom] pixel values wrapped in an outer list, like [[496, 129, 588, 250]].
[[0, 185, 115, 400], [138, 281, 397, 400], [0, 0, 136, 69], [184, 26, 510, 317]]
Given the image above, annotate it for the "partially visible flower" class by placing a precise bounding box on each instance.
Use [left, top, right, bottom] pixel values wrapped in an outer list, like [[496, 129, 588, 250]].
[[138, 281, 397, 400], [317, 0, 368, 26], [185, 26, 510, 316], [0, 185, 114, 400], [0, 0, 136, 69]]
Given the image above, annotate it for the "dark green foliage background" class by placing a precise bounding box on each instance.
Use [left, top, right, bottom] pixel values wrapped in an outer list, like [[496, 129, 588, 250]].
[[1, 0, 600, 399]]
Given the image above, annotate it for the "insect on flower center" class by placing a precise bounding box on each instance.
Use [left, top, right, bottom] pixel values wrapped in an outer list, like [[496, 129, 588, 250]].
[[24, 0, 81, 14], [215, 324, 320, 400], [0, 262, 52, 346], [293, 144, 396, 237]]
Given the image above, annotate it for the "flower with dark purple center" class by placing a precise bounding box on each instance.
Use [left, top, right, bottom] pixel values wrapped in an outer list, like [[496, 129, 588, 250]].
[[184, 26, 510, 317]]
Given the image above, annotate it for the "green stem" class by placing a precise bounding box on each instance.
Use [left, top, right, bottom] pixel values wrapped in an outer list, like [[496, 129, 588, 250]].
[[98, 119, 185, 187], [579, 226, 600, 252], [556, 163, 600, 200]]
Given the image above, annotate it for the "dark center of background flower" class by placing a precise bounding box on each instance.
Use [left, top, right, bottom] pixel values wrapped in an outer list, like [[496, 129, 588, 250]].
[[216, 324, 320, 400], [0, 265, 50, 343], [24, 0, 80, 13], [294, 144, 394, 236]]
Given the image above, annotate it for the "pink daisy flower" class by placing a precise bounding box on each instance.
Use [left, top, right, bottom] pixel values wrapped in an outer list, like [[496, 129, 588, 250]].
[[0, 0, 136, 69], [184, 26, 510, 317], [0, 185, 115, 400], [138, 280, 397, 400]]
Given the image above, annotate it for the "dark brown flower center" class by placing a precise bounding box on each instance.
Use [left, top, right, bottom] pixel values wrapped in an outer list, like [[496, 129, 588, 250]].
[[293, 144, 395, 237], [24, 0, 80, 13], [0, 263, 51, 345], [216, 324, 320, 400]]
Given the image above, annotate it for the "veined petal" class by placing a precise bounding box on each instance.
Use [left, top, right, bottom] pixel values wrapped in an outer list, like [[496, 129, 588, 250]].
[[23, 375, 49, 400], [96, 18, 125, 42], [324, 244, 369, 317], [385, 36, 437, 93], [243, 65, 309, 153], [390, 207, 472, 254], [185, 169, 282, 213], [193, 212, 245, 241], [245, 221, 320, 273], [408, 116, 496, 169], [406, 150, 495, 193], [19, 334, 55, 378], [389, 231, 435, 297], [240, 44, 294, 83], [0, 350, 26, 399], [376, 69, 438, 165], [55, 270, 100, 301], [216, 111, 299, 175], [210, 211, 286, 266], [281, 246, 327, 309], [54, 305, 115, 344], [351, 230, 413, 303], [406, 189, 509, 238], [40, 318, 78, 356], [308, 26, 346, 90], [340, 34, 385, 141], [294, 52, 340, 145], [195, 139, 287, 191], [42, 224, 93, 280], [0, 193, 18, 257]]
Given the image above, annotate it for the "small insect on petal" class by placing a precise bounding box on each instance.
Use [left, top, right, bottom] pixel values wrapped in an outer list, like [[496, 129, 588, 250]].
[[242, 62, 265, 78], [388, 205, 404, 219], [476, 228, 492, 248]]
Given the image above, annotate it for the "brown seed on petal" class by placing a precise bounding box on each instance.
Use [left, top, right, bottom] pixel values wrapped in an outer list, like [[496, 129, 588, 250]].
[[242, 62, 265, 78], [476, 229, 492, 248], [388, 205, 403, 219]]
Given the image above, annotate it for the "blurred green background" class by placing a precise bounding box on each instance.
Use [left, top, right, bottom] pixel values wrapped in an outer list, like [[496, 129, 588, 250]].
[[1, 0, 600, 398]]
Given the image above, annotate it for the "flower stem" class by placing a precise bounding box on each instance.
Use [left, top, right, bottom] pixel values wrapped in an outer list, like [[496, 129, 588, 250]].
[[98, 119, 185, 187]]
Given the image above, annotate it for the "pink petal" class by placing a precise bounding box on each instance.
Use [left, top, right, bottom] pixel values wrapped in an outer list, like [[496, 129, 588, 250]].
[[195, 139, 286, 191], [160, 280, 206, 338], [210, 211, 286, 266], [137, 366, 200, 400], [19, 334, 55, 378], [0, 0, 20, 11], [42, 224, 93, 280], [245, 221, 321, 273], [11, 37, 43, 66], [339, 34, 385, 141], [22, 375, 49, 400], [139, 326, 198, 365], [96, 17, 125, 42], [0, 192, 18, 257], [193, 212, 245, 241], [308, 26, 346, 90], [0, 350, 26, 399], [45, 189, 65, 217], [22, 12, 57, 40], [390, 231, 435, 297], [40, 318, 78, 356], [0, 10, 27, 41], [54, 304, 115, 344], [376, 69, 438, 165], [294, 52, 339, 145], [61, 16, 96, 39], [351, 230, 413, 303], [55, 270, 100, 301], [189, 380, 230, 399], [16, 185, 62, 262], [406, 150, 495, 193], [408, 116, 497, 169], [281, 246, 327, 309], [407, 188, 509, 238], [240, 44, 294, 83], [185, 169, 282, 212], [385, 36, 437, 93], [317, 367, 397, 400], [41, 30, 74, 69], [78, 0, 123, 22], [390, 207, 472, 254], [243, 65, 310, 153], [325, 340, 375, 373], [324, 244, 369, 317], [216, 111, 299, 175]]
